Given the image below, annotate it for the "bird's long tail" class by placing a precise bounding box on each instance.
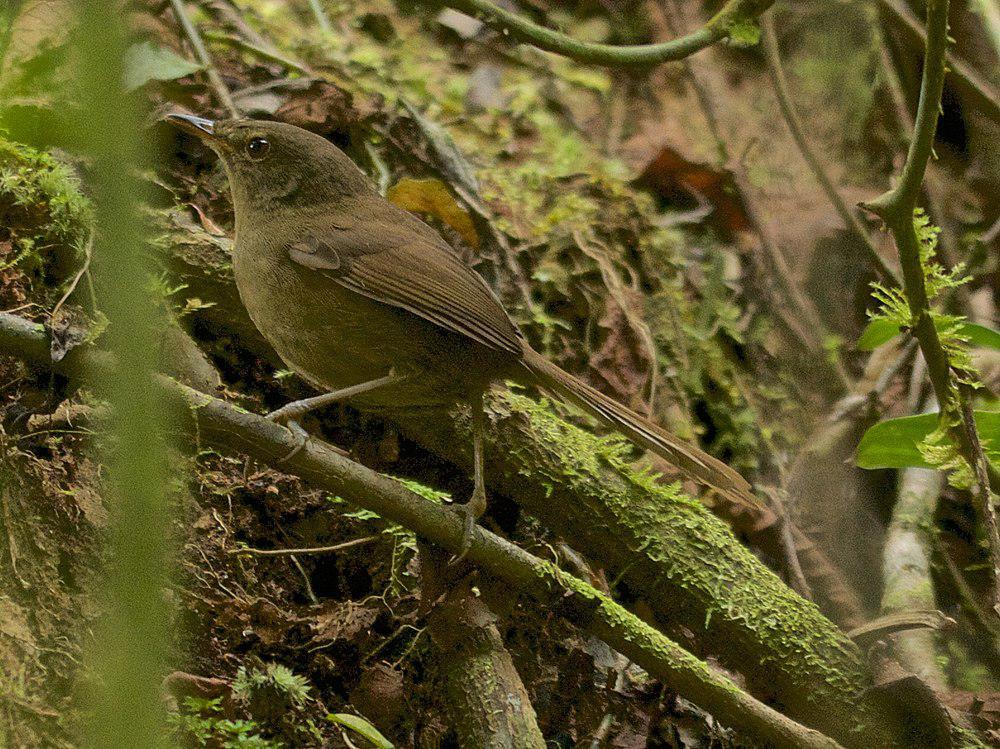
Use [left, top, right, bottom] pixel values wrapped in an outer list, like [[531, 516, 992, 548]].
[[520, 345, 757, 510]]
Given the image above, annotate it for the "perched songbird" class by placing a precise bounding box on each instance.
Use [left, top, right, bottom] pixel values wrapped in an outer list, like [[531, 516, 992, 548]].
[[166, 114, 756, 548]]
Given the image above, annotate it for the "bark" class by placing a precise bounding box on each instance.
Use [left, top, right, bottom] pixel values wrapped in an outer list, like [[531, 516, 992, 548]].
[[881, 466, 947, 690], [420, 544, 545, 749]]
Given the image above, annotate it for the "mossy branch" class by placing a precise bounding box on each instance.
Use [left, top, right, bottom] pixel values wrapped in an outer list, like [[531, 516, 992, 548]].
[[0, 309, 842, 749], [862, 0, 1000, 614], [420, 544, 546, 748], [435, 0, 774, 67]]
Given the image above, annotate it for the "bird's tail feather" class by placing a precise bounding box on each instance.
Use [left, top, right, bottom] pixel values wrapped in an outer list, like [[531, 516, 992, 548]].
[[520, 345, 757, 510]]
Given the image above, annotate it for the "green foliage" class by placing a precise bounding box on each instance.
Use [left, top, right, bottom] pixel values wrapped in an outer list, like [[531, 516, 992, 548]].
[[169, 697, 281, 749], [232, 664, 311, 712], [0, 137, 93, 260], [858, 318, 1000, 352], [861, 210, 986, 481], [124, 41, 202, 91], [726, 18, 761, 48], [327, 713, 394, 748], [857, 410, 1000, 479]]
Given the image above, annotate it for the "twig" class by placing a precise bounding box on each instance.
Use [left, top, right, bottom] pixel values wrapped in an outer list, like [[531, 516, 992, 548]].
[[50, 231, 94, 321], [932, 532, 1000, 651], [306, 0, 334, 35], [877, 0, 1000, 123], [862, 0, 1000, 616], [0, 310, 844, 749], [168, 0, 239, 117], [761, 17, 897, 285], [228, 535, 379, 557], [437, 0, 775, 67], [763, 487, 812, 600], [203, 30, 315, 76], [848, 609, 954, 648], [288, 553, 319, 604]]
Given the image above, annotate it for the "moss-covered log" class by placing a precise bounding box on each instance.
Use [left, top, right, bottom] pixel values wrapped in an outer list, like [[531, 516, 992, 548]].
[[397, 395, 918, 746]]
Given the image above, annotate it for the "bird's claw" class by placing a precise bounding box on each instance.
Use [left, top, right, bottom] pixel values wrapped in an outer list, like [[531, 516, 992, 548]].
[[267, 413, 310, 463], [449, 487, 487, 566]]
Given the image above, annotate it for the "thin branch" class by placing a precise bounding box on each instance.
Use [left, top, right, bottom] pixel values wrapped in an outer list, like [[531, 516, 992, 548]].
[[203, 30, 315, 76], [169, 0, 239, 117], [657, 0, 852, 391], [0, 310, 842, 749], [761, 17, 898, 285], [877, 0, 1000, 123], [228, 535, 379, 557], [437, 0, 775, 67], [306, 0, 334, 35], [862, 0, 1000, 615]]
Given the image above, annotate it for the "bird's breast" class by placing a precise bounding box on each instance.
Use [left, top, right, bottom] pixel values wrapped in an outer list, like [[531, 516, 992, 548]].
[[231, 237, 492, 409]]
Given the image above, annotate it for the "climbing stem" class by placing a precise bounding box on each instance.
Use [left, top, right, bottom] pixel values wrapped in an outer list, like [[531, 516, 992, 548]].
[[862, 0, 1000, 613], [437, 0, 774, 66]]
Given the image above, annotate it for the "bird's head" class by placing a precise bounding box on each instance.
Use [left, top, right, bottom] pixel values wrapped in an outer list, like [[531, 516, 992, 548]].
[[165, 114, 372, 215]]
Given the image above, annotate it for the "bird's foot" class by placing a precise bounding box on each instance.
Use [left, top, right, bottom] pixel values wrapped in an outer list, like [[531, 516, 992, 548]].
[[450, 486, 488, 565], [266, 411, 310, 463]]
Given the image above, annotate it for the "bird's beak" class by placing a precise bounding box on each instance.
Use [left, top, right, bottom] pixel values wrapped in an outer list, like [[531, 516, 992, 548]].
[[165, 113, 217, 141]]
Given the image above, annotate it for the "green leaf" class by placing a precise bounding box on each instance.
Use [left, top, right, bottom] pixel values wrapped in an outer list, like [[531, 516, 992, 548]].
[[124, 42, 202, 91], [963, 322, 1000, 350], [857, 411, 1000, 469], [857, 319, 1000, 351], [857, 318, 903, 350], [327, 714, 394, 748]]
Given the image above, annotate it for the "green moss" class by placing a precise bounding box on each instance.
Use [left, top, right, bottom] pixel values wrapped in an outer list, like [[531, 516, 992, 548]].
[[487, 388, 878, 738], [0, 137, 94, 300]]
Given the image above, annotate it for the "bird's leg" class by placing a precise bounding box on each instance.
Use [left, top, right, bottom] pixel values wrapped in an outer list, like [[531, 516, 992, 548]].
[[457, 393, 488, 557], [267, 370, 408, 461]]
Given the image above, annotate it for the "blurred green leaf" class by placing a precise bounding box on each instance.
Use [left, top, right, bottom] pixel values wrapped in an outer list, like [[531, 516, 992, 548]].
[[965, 323, 1000, 350], [124, 41, 201, 91], [328, 713, 394, 748], [858, 319, 1000, 351], [857, 318, 902, 350], [857, 411, 1000, 469]]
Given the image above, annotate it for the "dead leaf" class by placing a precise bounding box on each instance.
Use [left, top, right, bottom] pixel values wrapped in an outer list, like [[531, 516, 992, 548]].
[[387, 177, 479, 249]]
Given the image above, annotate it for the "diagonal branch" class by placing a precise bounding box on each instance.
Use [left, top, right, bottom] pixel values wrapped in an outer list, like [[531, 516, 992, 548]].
[[877, 0, 1000, 124], [435, 0, 774, 67], [0, 310, 841, 749], [761, 16, 898, 285]]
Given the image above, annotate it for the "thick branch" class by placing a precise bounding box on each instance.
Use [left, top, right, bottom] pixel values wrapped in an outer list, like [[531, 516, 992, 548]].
[[436, 0, 774, 67], [169, 0, 239, 117], [0, 310, 841, 749], [421, 545, 546, 748]]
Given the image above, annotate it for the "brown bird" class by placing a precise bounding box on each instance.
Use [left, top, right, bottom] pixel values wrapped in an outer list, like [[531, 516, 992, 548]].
[[166, 114, 755, 548]]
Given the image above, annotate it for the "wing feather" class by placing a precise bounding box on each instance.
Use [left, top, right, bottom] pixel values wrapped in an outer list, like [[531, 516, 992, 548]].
[[287, 206, 523, 356]]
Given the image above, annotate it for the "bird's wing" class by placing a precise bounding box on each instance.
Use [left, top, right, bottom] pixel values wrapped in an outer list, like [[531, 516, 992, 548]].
[[287, 208, 524, 357]]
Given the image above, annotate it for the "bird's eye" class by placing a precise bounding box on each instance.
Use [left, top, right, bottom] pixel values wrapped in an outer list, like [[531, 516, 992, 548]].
[[246, 137, 270, 160]]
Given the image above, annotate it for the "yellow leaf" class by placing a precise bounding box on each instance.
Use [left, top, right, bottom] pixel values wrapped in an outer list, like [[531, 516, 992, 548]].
[[386, 177, 479, 249]]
